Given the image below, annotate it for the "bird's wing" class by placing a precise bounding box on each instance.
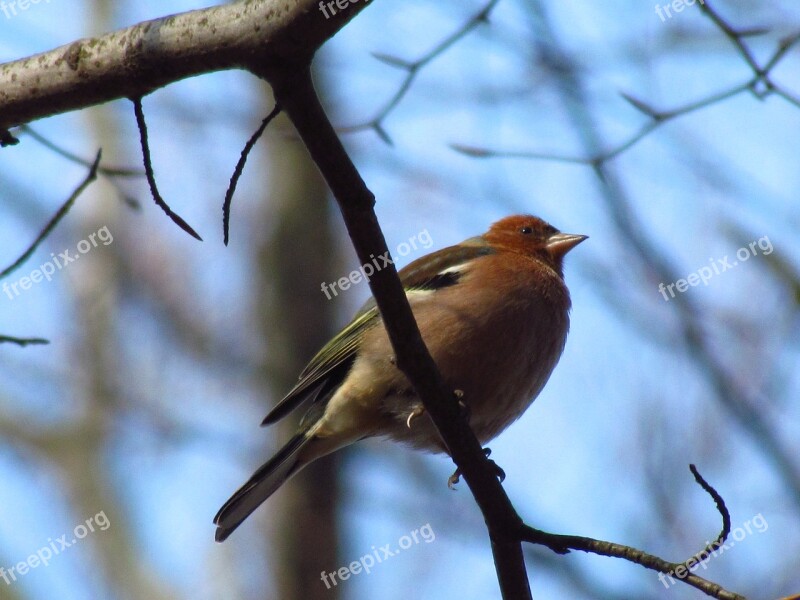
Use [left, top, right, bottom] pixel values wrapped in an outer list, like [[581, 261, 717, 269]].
[[261, 239, 495, 426], [261, 307, 377, 425]]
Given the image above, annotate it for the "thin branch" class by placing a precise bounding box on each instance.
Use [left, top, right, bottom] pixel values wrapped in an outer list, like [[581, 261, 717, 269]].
[[131, 97, 203, 241], [685, 464, 731, 564], [0, 336, 50, 347], [521, 525, 745, 600], [521, 466, 744, 600], [0, 150, 101, 280], [698, 1, 763, 76], [0, 151, 100, 349], [340, 0, 501, 143], [763, 32, 800, 73], [697, 2, 800, 110], [453, 0, 800, 166], [452, 81, 752, 165], [223, 103, 282, 245]]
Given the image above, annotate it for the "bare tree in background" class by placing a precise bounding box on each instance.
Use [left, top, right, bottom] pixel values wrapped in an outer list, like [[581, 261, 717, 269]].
[[254, 80, 343, 599]]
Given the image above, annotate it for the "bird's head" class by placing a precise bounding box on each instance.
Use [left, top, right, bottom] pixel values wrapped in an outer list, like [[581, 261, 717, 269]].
[[483, 215, 587, 275]]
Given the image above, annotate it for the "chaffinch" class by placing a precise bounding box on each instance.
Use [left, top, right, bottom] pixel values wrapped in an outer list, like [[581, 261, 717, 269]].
[[215, 215, 586, 541]]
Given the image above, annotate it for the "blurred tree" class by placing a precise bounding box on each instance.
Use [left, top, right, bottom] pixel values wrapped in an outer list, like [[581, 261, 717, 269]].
[[253, 76, 343, 599]]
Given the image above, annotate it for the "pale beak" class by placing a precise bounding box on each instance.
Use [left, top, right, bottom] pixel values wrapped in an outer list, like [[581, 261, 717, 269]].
[[546, 233, 588, 258]]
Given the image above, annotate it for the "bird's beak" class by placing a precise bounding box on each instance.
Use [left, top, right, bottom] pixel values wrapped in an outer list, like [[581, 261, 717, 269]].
[[546, 233, 588, 258]]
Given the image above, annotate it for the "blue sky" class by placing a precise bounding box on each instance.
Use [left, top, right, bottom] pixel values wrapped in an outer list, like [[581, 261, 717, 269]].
[[2, 1, 799, 599]]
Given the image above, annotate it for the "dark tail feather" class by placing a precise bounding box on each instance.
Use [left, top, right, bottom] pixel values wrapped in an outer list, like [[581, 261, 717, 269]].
[[214, 432, 310, 542]]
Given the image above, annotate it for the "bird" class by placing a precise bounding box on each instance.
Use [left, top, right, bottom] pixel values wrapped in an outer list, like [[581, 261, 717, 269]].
[[214, 214, 586, 541]]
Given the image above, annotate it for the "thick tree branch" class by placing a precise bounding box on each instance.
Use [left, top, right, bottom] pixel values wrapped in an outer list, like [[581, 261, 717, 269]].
[[0, 0, 368, 131]]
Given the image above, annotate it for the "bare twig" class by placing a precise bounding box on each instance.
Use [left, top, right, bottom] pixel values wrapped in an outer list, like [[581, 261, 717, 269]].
[[685, 464, 731, 563], [223, 103, 282, 245], [1, 150, 101, 348], [698, 2, 800, 109], [0, 150, 102, 280], [454, 1, 800, 166], [521, 466, 744, 600], [697, 2, 763, 76], [521, 525, 745, 600], [0, 336, 49, 346], [341, 0, 501, 143], [131, 97, 202, 241]]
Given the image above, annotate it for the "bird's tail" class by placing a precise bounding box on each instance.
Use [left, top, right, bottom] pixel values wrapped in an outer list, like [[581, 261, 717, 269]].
[[214, 432, 311, 542]]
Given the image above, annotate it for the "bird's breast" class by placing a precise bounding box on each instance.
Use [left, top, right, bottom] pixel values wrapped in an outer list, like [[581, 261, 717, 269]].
[[375, 259, 571, 451]]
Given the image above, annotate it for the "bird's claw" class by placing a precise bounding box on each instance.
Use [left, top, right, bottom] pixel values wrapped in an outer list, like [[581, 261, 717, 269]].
[[447, 468, 461, 489], [490, 460, 506, 483], [446, 447, 505, 490], [482, 447, 506, 482], [454, 389, 469, 419], [406, 405, 425, 428]]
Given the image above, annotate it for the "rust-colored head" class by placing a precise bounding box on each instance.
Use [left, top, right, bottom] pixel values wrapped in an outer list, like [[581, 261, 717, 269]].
[[483, 215, 587, 274]]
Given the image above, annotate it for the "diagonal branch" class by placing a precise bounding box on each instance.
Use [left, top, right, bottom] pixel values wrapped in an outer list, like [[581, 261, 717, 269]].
[[1, 151, 101, 347], [0, 150, 102, 280], [257, 62, 533, 600]]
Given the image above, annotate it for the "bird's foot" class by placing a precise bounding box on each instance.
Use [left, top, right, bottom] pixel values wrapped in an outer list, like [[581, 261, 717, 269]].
[[480, 447, 506, 482], [407, 389, 464, 429], [446, 447, 505, 490], [447, 468, 461, 490]]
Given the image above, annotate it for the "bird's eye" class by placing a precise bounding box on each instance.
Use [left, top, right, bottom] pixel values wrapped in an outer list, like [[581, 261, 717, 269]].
[[520, 226, 533, 234]]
